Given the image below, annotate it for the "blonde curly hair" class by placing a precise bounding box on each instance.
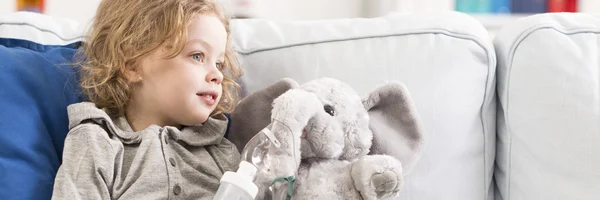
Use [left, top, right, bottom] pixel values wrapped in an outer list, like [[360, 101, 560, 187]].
[[77, 0, 242, 117]]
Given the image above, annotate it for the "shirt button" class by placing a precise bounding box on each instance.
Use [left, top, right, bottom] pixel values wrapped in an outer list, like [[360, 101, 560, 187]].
[[169, 158, 176, 167], [173, 184, 181, 195]]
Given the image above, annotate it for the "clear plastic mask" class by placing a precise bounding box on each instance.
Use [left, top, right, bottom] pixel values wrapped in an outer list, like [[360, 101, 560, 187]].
[[240, 121, 298, 200]]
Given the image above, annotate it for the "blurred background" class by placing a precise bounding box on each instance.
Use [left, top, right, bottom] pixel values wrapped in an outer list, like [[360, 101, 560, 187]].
[[2, 0, 600, 36]]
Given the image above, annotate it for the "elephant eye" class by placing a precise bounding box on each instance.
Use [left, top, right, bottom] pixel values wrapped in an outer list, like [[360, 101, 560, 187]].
[[324, 105, 335, 116]]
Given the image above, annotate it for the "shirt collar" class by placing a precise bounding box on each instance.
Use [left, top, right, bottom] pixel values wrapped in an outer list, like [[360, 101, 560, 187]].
[[68, 102, 228, 146]]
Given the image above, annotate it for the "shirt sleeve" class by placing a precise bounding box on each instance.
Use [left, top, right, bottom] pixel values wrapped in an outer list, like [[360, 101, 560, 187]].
[[52, 124, 116, 200]]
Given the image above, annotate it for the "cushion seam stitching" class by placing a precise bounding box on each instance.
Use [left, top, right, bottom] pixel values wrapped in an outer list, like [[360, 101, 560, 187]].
[[235, 29, 490, 56], [0, 22, 84, 42]]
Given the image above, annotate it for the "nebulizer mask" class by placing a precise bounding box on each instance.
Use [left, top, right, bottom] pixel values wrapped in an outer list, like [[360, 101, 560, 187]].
[[214, 120, 299, 200]]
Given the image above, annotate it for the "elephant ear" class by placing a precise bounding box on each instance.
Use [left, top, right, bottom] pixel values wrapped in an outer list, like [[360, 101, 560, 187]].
[[363, 82, 425, 174], [228, 78, 299, 152]]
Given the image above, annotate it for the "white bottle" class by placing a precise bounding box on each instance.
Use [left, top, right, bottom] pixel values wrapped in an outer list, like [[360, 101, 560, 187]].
[[213, 161, 258, 200]]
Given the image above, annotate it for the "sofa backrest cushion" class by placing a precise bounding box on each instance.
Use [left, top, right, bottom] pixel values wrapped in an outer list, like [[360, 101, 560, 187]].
[[230, 11, 497, 200], [494, 13, 600, 200]]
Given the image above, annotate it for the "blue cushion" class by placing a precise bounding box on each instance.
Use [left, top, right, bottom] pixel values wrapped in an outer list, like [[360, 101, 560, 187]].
[[0, 38, 83, 199]]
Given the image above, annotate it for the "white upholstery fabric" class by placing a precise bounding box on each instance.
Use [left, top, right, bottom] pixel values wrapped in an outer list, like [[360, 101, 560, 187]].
[[494, 13, 600, 200], [231, 11, 496, 200], [0, 12, 83, 45]]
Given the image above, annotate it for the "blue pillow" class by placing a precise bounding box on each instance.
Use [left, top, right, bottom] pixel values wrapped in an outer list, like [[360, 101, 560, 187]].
[[0, 38, 83, 199]]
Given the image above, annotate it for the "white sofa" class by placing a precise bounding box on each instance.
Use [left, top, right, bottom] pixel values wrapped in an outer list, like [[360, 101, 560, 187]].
[[1, 11, 598, 200]]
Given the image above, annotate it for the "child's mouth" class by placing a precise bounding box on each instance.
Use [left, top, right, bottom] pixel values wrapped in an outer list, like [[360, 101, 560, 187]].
[[197, 92, 218, 106]]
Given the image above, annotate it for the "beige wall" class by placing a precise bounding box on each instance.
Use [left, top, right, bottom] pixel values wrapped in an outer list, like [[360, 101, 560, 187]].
[[255, 0, 363, 19], [0, 0, 101, 27], [1, 0, 599, 27], [1, 0, 363, 25]]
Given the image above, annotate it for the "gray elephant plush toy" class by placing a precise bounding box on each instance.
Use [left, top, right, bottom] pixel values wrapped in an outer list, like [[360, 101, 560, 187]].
[[228, 77, 425, 200]]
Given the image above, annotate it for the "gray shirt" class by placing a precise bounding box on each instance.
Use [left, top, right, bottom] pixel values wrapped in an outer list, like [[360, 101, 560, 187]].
[[52, 102, 241, 200]]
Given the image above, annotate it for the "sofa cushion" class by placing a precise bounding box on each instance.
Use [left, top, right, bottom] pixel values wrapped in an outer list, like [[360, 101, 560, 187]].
[[494, 13, 600, 200], [0, 12, 83, 199], [230, 11, 496, 200]]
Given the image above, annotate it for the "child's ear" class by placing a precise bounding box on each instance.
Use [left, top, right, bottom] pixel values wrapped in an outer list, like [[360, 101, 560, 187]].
[[121, 64, 143, 83]]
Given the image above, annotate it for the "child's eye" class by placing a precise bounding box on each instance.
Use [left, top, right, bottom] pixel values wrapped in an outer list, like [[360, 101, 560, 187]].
[[191, 53, 204, 62], [216, 62, 225, 70]]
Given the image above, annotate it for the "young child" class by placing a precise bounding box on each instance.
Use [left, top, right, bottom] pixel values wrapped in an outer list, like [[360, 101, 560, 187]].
[[52, 0, 243, 199]]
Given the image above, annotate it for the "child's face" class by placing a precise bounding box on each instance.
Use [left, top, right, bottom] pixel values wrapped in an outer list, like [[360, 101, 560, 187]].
[[133, 14, 227, 126]]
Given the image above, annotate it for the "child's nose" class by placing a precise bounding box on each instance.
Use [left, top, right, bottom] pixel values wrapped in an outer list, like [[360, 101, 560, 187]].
[[206, 67, 223, 85]]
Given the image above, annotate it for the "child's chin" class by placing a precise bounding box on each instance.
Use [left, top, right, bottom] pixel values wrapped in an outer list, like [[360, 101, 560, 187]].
[[193, 113, 211, 124], [186, 106, 210, 122], [179, 113, 210, 126]]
